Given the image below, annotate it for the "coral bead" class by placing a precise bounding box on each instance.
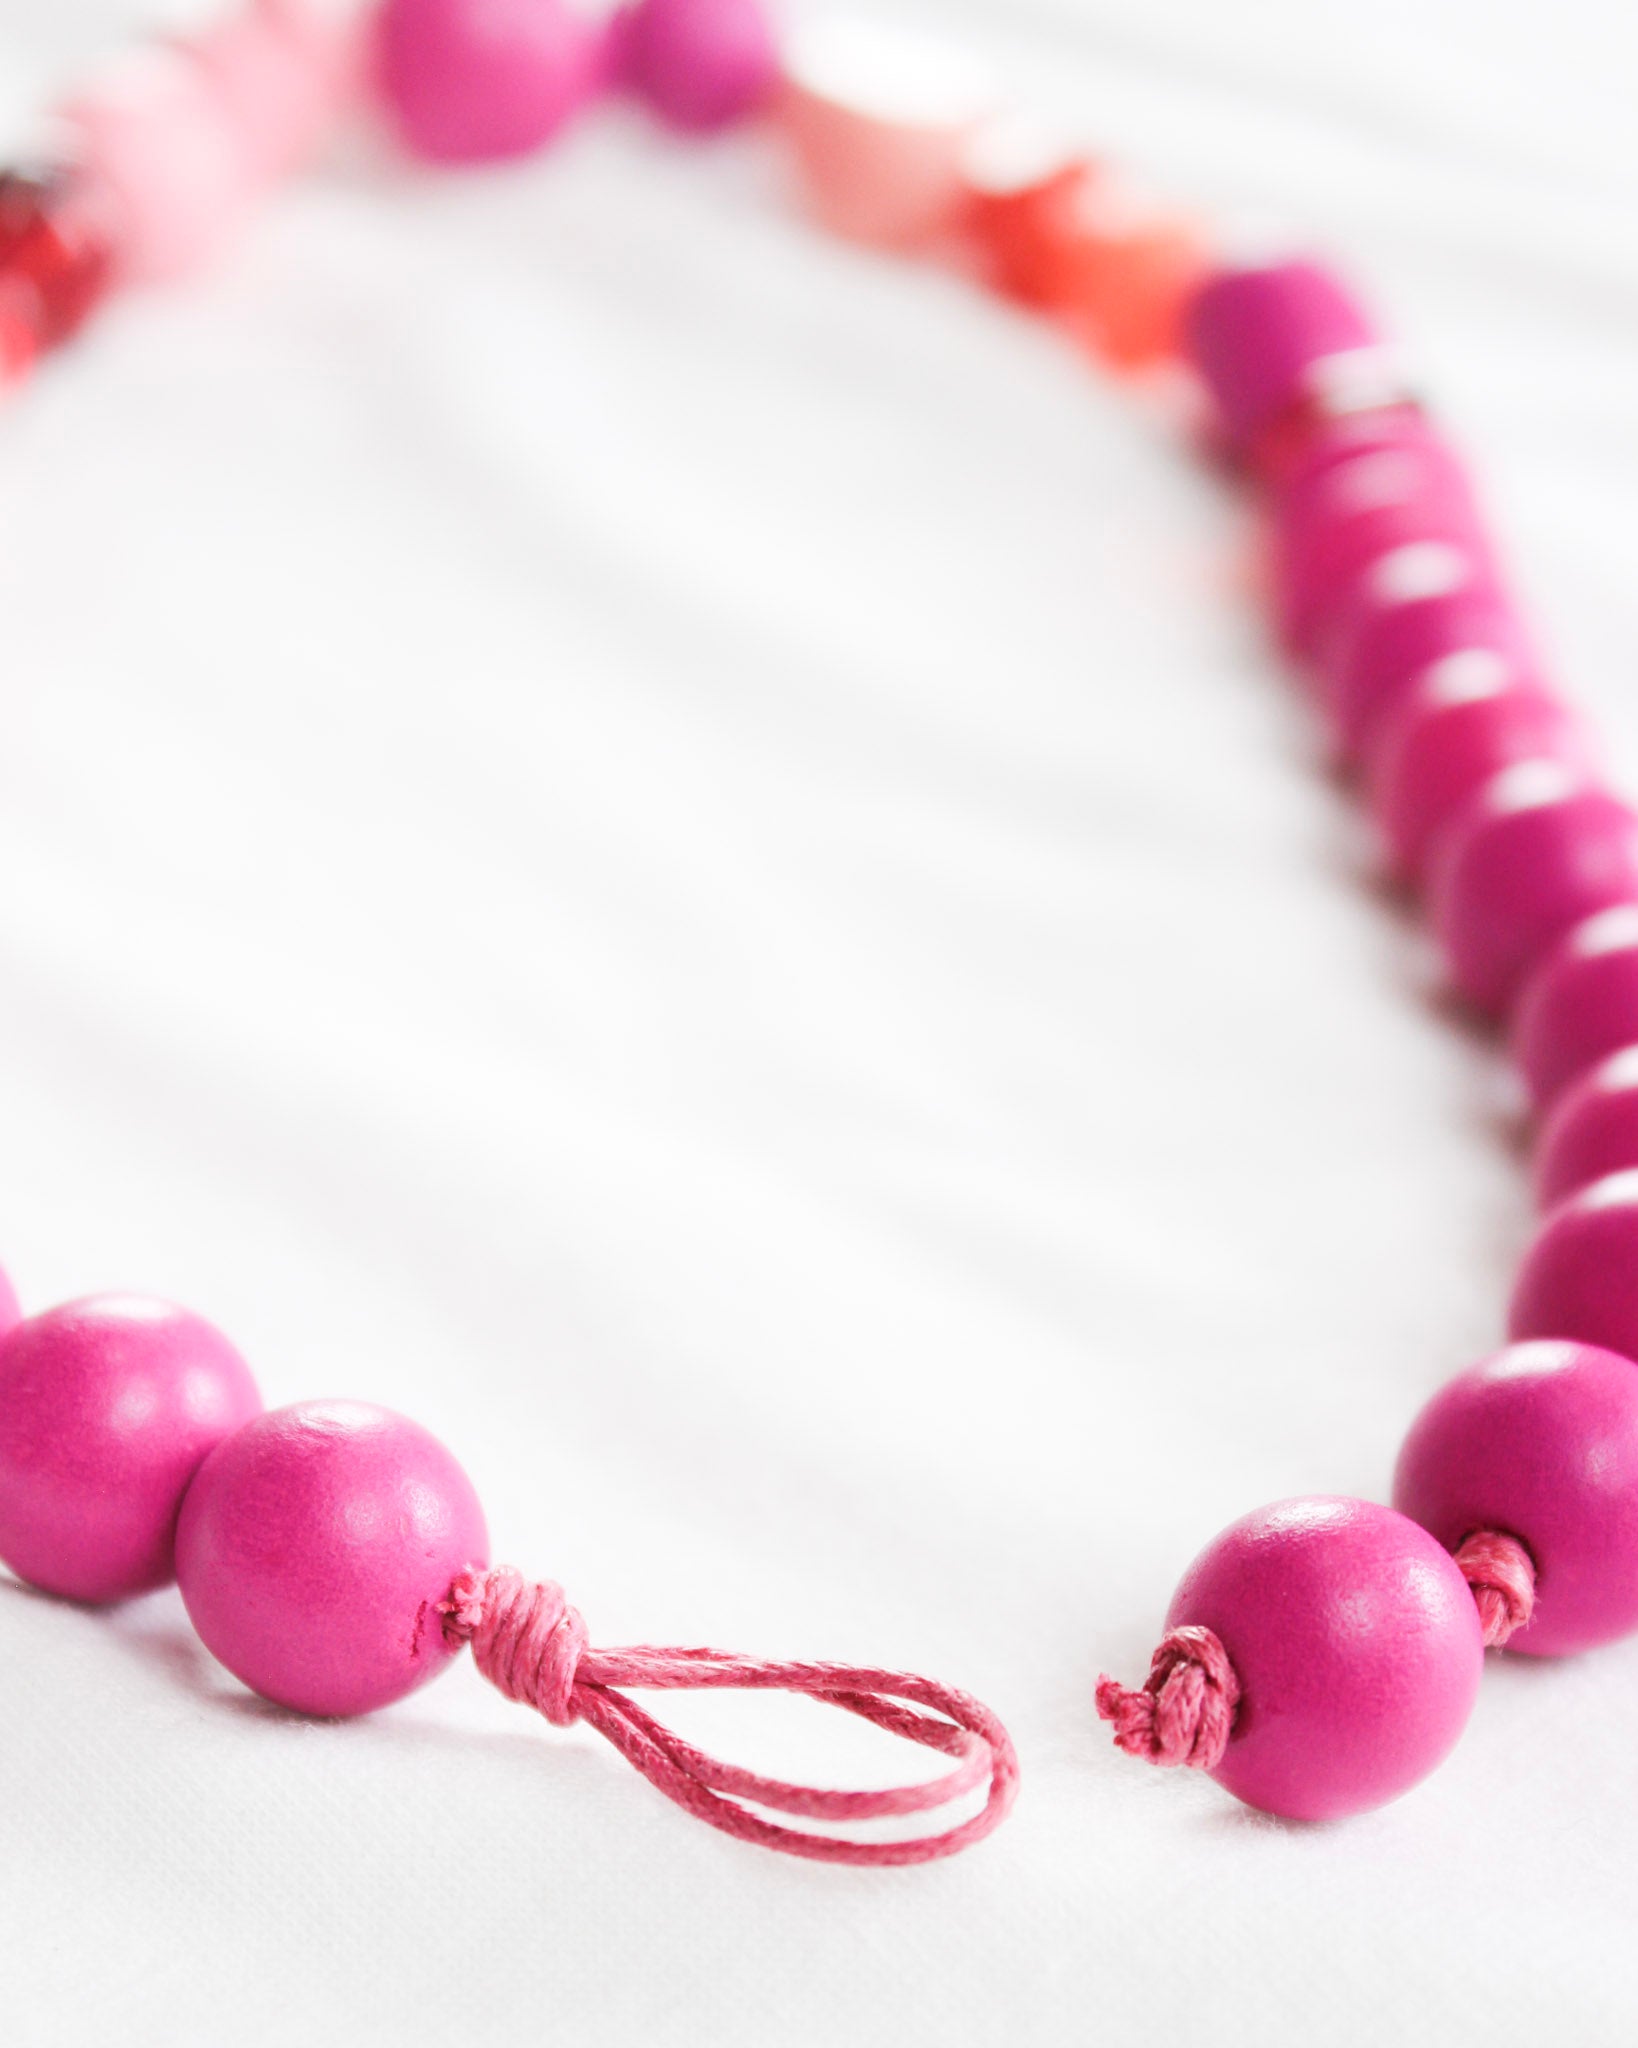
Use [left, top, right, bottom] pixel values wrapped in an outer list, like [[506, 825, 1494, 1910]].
[[1511, 1172, 1638, 1363], [1163, 1497, 1481, 1821], [1512, 904, 1638, 1114], [613, 0, 779, 132], [0, 1297, 261, 1604], [1363, 657, 1585, 886], [1535, 1050, 1638, 1209], [176, 1400, 488, 1717], [1395, 1343, 1638, 1657], [1429, 764, 1638, 1018], [374, 0, 602, 165], [960, 128, 1102, 306]]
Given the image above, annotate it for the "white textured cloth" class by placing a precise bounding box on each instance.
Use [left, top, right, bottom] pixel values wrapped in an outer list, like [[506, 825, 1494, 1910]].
[[0, 3, 1636, 2042]]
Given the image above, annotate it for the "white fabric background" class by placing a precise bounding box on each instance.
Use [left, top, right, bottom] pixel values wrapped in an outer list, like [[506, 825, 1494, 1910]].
[[0, 2, 1635, 2042]]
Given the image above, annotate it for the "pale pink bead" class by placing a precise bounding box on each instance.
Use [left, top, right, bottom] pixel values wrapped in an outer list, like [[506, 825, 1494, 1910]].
[[1429, 762, 1638, 1018], [58, 49, 259, 282], [176, 1400, 488, 1717], [1534, 1049, 1638, 1210], [1395, 1343, 1638, 1658], [779, 19, 995, 248], [1164, 1497, 1481, 1821], [375, 0, 603, 165], [183, 4, 344, 182], [260, 0, 372, 104], [1512, 904, 1638, 1113], [1511, 1172, 1638, 1366], [614, 0, 779, 132]]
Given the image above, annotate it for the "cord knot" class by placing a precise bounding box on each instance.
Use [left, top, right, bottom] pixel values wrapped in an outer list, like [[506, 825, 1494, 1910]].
[[1095, 1623, 1240, 1770], [440, 1565, 589, 1726], [1453, 1530, 1536, 1648]]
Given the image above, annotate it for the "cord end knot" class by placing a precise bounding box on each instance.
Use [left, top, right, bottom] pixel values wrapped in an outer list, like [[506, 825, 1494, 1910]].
[[1096, 1623, 1240, 1771], [439, 1564, 588, 1725]]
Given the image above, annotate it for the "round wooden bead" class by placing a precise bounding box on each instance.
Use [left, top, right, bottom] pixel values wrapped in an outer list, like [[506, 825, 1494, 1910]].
[[0, 1297, 261, 1604], [183, 2, 344, 183], [1395, 1343, 1638, 1656], [1429, 763, 1638, 1019], [1511, 1171, 1638, 1363], [613, 0, 779, 132], [1534, 1048, 1638, 1210], [1164, 1496, 1482, 1821], [175, 1400, 488, 1717], [374, 0, 602, 165], [1511, 904, 1638, 1114]]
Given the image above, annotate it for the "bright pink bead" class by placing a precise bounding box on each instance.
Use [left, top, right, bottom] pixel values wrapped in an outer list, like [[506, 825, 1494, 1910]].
[[1363, 657, 1585, 885], [374, 0, 602, 165], [1395, 1343, 1638, 1658], [176, 1400, 488, 1717], [1163, 1497, 1481, 1821], [1511, 1172, 1638, 1362], [0, 1297, 260, 1605], [1182, 260, 1387, 457], [1429, 763, 1638, 1018], [613, 0, 779, 132], [1512, 904, 1638, 1113], [1535, 1049, 1638, 1209]]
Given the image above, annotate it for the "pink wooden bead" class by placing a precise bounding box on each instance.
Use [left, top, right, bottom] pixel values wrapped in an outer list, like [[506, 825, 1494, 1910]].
[[613, 0, 779, 132], [1535, 1049, 1638, 1209], [1163, 1497, 1481, 1821], [1394, 1342, 1638, 1658], [1363, 656, 1585, 886], [374, 0, 602, 165], [175, 1400, 488, 1717], [1511, 1172, 1638, 1363], [0, 1297, 261, 1605], [1429, 763, 1638, 1019], [779, 20, 995, 248], [183, 3, 343, 182], [1512, 904, 1638, 1114]]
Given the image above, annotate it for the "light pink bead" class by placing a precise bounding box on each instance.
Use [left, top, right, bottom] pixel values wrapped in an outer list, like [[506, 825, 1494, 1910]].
[[0, 1297, 260, 1605], [1363, 656, 1585, 886], [1395, 1343, 1638, 1658], [58, 50, 259, 282], [1535, 1049, 1638, 1209], [779, 21, 995, 248], [1163, 1497, 1481, 1821], [374, 0, 602, 165], [613, 0, 779, 132], [1511, 1172, 1638, 1363], [175, 1400, 488, 1717], [1512, 904, 1638, 1114], [1429, 763, 1638, 1018], [183, 3, 344, 182]]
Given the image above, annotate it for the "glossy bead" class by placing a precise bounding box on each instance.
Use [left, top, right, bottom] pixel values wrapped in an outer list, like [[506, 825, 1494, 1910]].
[[1429, 764, 1638, 1018], [0, 172, 114, 347], [779, 19, 994, 248], [613, 0, 780, 132], [1511, 1172, 1638, 1362], [0, 1297, 260, 1605], [1163, 1497, 1481, 1821], [374, 0, 602, 165], [1363, 657, 1585, 886], [1535, 1049, 1638, 1209], [1395, 1343, 1638, 1658], [176, 1400, 489, 1717], [1183, 259, 1392, 457], [1512, 904, 1638, 1114]]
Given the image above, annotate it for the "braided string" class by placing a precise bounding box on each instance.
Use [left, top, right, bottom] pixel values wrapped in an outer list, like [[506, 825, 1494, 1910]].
[[1093, 1624, 1241, 1771], [440, 1566, 1018, 1865], [1453, 1529, 1536, 1648]]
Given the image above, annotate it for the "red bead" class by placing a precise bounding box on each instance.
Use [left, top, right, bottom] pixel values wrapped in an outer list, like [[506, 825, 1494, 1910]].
[[1534, 1049, 1638, 1210], [961, 139, 1103, 307], [0, 171, 114, 349]]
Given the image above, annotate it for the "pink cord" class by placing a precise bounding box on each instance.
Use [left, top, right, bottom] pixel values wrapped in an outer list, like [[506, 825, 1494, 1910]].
[[440, 1566, 1019, 1865], [1094, 1624, 1240, 1770], [1454, 1529, 1536, 1647]]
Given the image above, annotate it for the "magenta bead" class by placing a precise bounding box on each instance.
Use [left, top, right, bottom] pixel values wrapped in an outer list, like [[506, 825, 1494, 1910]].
[[1512, 904, 1638, 1114], [1363, 657, 1585, 885], [614, 0, 779, 132], [1511, 1172, 1638, 1362], [1535, 1050, 1638, 1209], [1429, 763, 1638, 1018], [0, 1297, 261, 1604], [175, 1400, 488, 1717], [1395, 1343, 1638, 1657], [1163, 1497, 1481, 1821], [375, 0, 601, 164], [1182, 260, 1385, 456]]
